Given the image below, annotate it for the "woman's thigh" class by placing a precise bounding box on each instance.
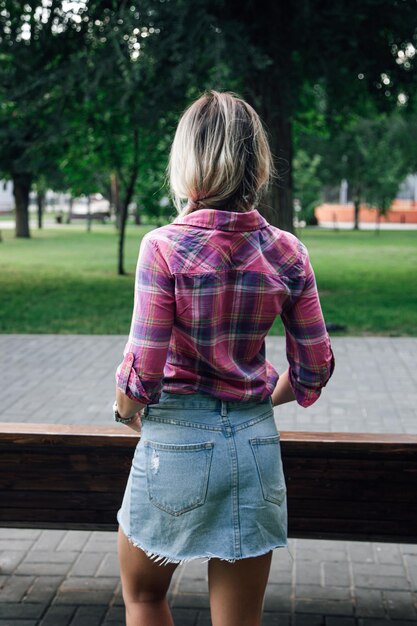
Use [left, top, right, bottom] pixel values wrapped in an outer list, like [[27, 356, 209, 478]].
[[117, 526, 179, 603], [208, 551, 273, 626]]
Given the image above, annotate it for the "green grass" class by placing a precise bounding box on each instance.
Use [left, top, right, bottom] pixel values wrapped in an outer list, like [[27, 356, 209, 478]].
[[285, 228, 417, 336], [0, 224, 416, 335], [0, 224, 155, 334]]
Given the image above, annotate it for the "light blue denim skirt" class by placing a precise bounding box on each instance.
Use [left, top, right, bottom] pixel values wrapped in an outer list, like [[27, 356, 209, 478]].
[[117, 390, 289, 566]]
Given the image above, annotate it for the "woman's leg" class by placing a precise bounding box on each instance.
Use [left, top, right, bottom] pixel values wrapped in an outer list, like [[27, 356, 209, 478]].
[[118, 526, 179, 626], [208, 551, 273, 626]]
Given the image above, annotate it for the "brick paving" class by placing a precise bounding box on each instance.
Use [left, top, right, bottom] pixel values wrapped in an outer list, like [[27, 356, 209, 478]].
[[1, 335, 417, 625]]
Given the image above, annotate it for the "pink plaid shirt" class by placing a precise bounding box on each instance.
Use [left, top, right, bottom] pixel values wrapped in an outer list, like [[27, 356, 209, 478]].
[[116, 207, 334, 407]]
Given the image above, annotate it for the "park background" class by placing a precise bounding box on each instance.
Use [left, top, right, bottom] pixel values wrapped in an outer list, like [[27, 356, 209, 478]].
[[1, 1, 417, 340], [1, 3, 417, 626]]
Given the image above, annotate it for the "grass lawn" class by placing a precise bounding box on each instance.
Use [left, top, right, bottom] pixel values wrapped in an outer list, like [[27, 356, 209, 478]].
[[0, 223, 416, 335], [298, 228, 417, 337]]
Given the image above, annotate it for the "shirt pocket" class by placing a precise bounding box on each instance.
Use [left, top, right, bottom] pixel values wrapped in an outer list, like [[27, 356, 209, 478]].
[[144, 440, 214, 516], [249, 434, 287, 505]]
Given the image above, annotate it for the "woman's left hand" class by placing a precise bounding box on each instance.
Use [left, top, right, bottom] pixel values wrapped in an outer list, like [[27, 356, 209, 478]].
[[125, 411, 142, 433]]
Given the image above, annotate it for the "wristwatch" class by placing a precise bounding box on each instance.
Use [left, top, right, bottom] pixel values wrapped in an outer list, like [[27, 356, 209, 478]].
[[113, 400, 141, 424]]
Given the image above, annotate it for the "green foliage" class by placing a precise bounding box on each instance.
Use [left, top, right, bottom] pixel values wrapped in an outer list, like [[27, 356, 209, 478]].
[[0, 2, 85, 179], [362, 116, 410, 213], [203, 1, 417, 230], [318, 113, 411, 214], [1, 1, 417, 242], [293, 150, 322, 224], [292, 79, 417, 224]]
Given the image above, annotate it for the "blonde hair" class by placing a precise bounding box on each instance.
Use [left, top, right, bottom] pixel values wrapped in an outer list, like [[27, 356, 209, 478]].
[[168, 90, 273, 215]]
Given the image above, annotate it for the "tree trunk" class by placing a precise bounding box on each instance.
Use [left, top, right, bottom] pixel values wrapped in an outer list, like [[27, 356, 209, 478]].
[[353, 198, 360, 230], [262, 107, 294, 233], [13, 173, 32, 238], [118, 129, 139, 276], [118, 200, 128, 276], [134, 205, 141, 225], [37, 191, 45, 229], [111, 172, 122, 230], [247, 75, 294, 231], [66, 196, 73, 224], [239, 3, 294, 233], [86, 195, 92, 233]]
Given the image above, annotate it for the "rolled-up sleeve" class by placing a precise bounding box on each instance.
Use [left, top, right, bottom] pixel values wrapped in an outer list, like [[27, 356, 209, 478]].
[[115, 234, 175, 405], [281, 242, 335, 408]]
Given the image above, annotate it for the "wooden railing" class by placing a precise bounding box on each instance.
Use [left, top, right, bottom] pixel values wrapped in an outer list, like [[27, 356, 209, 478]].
[[1, 423, 416, 543]]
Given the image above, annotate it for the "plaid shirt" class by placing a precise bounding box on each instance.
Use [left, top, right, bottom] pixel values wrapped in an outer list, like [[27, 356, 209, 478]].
[[116, 207, 334, 407]]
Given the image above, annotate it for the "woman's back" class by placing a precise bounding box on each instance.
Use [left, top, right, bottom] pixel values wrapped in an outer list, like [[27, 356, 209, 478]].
[[119, 206, 333, 408]]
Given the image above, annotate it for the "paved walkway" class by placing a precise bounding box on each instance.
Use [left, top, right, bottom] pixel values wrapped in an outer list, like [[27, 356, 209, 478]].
[[1, 335, 417, 625]]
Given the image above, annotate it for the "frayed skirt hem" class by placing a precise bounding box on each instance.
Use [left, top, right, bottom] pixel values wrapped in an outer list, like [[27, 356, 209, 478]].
[[118, 522, 289, 567]]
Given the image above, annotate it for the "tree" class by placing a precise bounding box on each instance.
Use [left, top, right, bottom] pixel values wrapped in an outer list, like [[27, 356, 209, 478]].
[[316, 113, 410, 229], [59, 1, 229, 274], [0, 1, 90, 237], [361, 116, 410, 229], [293, 151, 322, 226], [59, 4, 182, 274], [205, 0, 417, 231], [4, 0, 416, 253]]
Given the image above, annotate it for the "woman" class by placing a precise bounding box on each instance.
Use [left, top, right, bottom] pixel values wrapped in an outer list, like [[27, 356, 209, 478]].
[[114, 90, 335, 626]]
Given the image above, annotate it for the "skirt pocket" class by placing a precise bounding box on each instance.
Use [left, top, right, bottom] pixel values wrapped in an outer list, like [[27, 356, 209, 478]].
[[143, 439, 214, 516], [249, 434, 286, 505]]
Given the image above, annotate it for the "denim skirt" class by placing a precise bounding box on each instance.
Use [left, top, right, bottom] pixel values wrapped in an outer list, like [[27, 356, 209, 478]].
[[117, 390, 289, 566]]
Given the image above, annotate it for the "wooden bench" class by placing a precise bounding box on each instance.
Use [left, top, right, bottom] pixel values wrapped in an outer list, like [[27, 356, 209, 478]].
[[67, 212, 110, 223], [1, 423, 416, 544]]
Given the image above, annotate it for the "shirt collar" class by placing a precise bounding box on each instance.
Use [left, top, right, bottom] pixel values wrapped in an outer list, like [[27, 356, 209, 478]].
[[171, 207, 269, 232]]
